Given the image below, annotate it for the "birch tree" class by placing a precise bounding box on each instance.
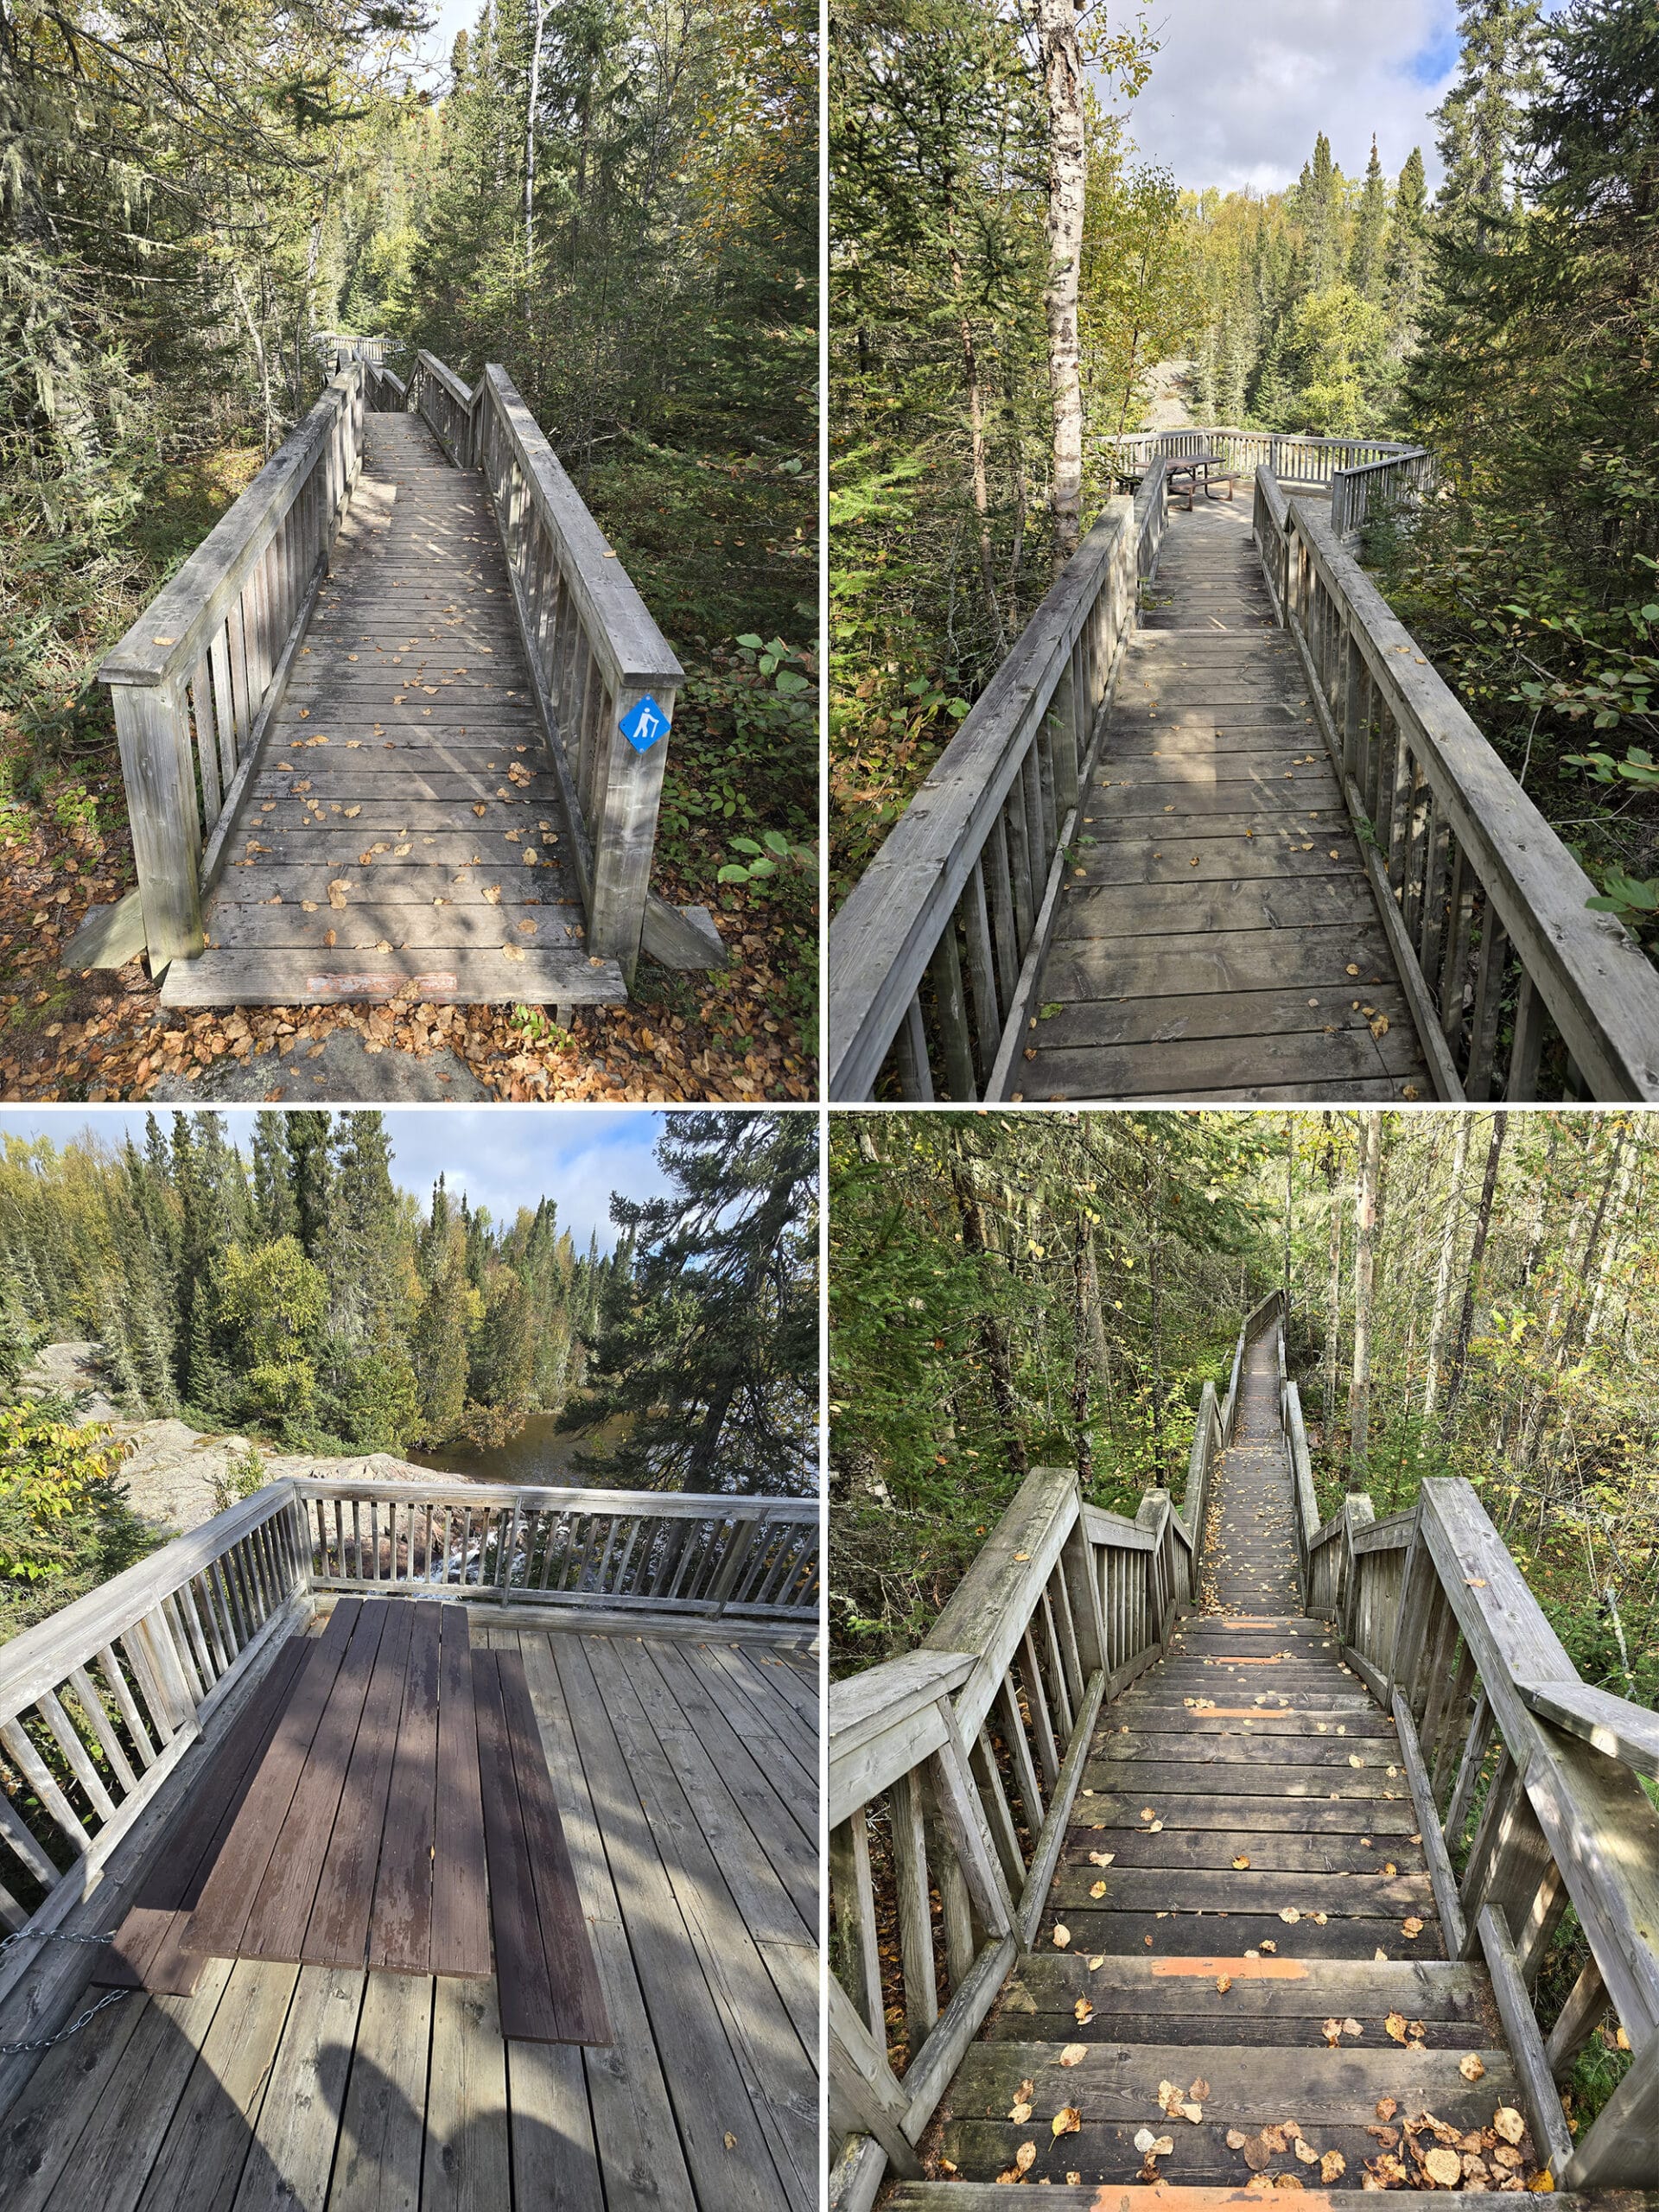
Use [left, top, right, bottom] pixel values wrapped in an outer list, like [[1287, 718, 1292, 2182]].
[[1035, 0, 1086, 557], [1422, 1115, 1471, 1420], [1347, 1110, 1382, 1484]]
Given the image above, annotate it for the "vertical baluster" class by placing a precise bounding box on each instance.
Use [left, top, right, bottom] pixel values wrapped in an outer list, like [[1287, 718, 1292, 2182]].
[[1020, 733, 1048, 887], [1004, 778, 1035, 953], [958, 862, 1001, 1085], [928, 919, 976, 1100], [986, 811, 1020, 995], [892, 992, 935, 1102], [1465, 904, 1510, 1099], [1506, 974, 1545, 1100]]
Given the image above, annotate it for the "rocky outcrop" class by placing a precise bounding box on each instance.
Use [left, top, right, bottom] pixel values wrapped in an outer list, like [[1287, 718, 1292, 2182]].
[[18, 1342, 454, 1535]]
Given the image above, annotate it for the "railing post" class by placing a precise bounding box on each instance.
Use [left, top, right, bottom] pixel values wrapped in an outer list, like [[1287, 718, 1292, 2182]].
[[110, 673, 205, 966], [588, 677, 677, 985]]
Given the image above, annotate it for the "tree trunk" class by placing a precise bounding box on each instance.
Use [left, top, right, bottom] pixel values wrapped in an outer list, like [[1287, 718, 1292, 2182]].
[[229, 266, 276, 456], [1037, 0, 1086, 558], [524, 0, 550, 319], [1148, 1141, 1165, 1482], [1071, 1230, 1093, 1484], [1441, 1111, 1507, 1428], [1421, 1115, 1471, 1420], [1347, 1111, 1382, 1487], [1323, 1116, 1341, 1437], [951, 1147, 1027, 1474], [1282, 1116, 1294, 1313], [949, 240, 1006, 652], [1578, 1124, 1635, 1353]]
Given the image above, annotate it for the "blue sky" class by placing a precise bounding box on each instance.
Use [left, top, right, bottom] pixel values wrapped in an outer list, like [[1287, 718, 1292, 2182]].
[[1111, 0, 1466, 194], [0, 1109, 673, 1254]]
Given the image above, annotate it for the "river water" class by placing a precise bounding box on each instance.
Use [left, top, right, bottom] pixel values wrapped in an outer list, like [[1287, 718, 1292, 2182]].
[[407, 1413, 630, 1487]]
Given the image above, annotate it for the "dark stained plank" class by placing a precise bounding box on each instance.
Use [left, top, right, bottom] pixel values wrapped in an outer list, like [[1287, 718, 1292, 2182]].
[[182, 1599, 363, 1959], [494, 1648, 611, 2044], [430, 1603, 489, 1980], [302, 1596, 413, 1968], [241, 1604, 389, 1961], [473, 1648, 559, 2043], [367, 1601, 442, 1976], [98, 1636, 311, 1993]]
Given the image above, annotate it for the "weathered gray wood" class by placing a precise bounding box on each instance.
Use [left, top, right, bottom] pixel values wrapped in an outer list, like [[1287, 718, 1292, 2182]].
[[1545, 1955, 1608, 2082], [1391, 1689, 1467, 1955], [924, 1466, 1080, 1738], [1474, 1903, 1575, 2179], [63, 891, 148, 972], [1274, 499, 1659, 1099], [829, 1657, 966, 1828], [1016, 1671, 1105, 1947], [1517, 1677, 1659, 1781]]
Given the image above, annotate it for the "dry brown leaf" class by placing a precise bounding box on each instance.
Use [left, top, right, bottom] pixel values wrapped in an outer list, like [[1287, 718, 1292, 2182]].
[[1459, 2055, 1486, 2082], [1216, 1975, 1233, 1993], [1088, 1851, 1116, 1867], [1322, 2152, 1347, 2183], [1376, 2100, 1398, 2122], [1402, 1916, 1425, 1939], [1052, 1923, 1071, 1949], [1189, 2079, 1211, 2102], [1008, 2099, 1033, 2123], [1295, 2139, 1318, 2164], [1260, 1940, 1278, 1955], [1385, 2012, 1408, 2044], [1233, 1855, 1251, 1869], [1014, 2142, 1037, 2174], [1425, 2147, 1464, 2187], [1227, 2130, 1249, 2151], [1074, 1998, 1094, 2024], [1140, 1807, 1157, 1821], [1280, 1907, 1300, 1924], [1323, 2018, 1343, 2046], [1059, 2043, 1088, 2067], [1344, 2018, 1363, 2037], [1052, 2107, 1082, 2139], [1493, 2109, 1526, 2146]]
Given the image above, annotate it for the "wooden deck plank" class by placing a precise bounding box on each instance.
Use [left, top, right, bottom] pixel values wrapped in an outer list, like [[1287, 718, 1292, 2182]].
[[578, 1635, 817, 2211], [613, 1638, 815, 1943], [230, 1964, 363, 2212], [552, 1633, 806, 2212], [0, 1969, 151, 2210], [366, 1602, 442, 1976], [160, 945, 625, 1007], [183, 1601, 363, 1958], [504, 2037, 603, 2212], [678, 1643, 819, 1826], [493, 1647, 610, 2043], [649, 1640, 820, 1889], [429, 1605, 489, 1980], [302, 1599, 412, 1969], [29, 1962, 238, 2212], [326, 1969, 431, 2212], [421, 1978, 512, 2212], [473, 1648, 559, 2043], [130, 1960, 301, 2212]]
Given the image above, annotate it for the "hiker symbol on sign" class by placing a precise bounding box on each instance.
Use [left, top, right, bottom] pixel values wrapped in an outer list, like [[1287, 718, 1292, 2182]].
[[619, 696, 668, 752]]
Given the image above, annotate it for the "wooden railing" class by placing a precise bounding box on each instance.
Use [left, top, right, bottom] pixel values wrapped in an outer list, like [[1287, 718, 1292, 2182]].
[[1252, 469, 1659, 1099], [828, 477, 1158, 1100], [296, 1476, 820, 1619], [0, 1471, 816, 2080], [397, 351, 686, 982], [365, 359, 407, 412], [1330, 447, 1434, 537], [1304, 1475, 1659, 2190], [0, 1484, 308, 2086], [97, 361, 365, 965], [827, 1291, 1287, 2211], [1103, 426, 1416, 493]]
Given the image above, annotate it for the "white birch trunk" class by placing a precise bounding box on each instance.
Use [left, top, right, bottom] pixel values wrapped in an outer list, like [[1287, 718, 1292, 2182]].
[[1038, 0, 1086, 557]]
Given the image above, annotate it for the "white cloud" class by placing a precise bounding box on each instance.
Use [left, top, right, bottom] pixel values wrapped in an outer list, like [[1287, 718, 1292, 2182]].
[[1116, 0, 1460, 194]]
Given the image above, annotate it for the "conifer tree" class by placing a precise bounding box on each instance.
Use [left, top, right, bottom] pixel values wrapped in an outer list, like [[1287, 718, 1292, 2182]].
[[1349, 139, 1389, 298], [1433, 0, 1548, 238]]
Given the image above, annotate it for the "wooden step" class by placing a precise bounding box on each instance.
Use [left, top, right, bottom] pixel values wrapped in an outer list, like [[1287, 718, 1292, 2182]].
[[158, 944, 626, 1007]]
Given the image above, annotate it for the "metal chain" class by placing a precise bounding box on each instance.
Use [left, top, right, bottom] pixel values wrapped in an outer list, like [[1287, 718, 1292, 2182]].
[[0, 1928, 128, 2057]]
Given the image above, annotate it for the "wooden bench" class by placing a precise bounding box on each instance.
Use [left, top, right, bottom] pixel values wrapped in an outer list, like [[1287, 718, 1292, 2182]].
[[97, 1595, 609, 2044], [1166, 452, 1236, 509]]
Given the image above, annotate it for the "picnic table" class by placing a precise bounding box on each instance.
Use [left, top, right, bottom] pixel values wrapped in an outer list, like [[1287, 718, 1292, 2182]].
[[1166, 451, 1236, 508], [96, 1595, 609, 2044]]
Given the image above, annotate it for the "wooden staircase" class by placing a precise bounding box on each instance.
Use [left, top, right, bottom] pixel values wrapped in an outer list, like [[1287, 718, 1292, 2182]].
[[829, 1293, 1659, 2212]]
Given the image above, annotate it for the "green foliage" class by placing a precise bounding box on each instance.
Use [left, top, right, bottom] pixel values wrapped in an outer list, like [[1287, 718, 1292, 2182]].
[[208, 1442, 268, 1517], [0, 1401, 156, 1637], [563, 1111, 817, 1494]]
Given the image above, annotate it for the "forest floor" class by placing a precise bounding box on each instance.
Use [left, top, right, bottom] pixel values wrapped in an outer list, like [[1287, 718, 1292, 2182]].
[[0, 437, 816, 1102]]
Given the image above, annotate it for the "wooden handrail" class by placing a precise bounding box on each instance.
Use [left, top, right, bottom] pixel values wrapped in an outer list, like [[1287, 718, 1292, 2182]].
[[1253, 469, 1659, 1100], [1330, 447, 1433, 537], [97, 363, 365, 963], [829, 484, 1154, 1101], [1103, 425, 1419, 494], [1306, 1472, 1659, 2188]]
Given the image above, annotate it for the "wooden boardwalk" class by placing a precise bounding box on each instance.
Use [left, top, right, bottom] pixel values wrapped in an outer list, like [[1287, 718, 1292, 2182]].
[[903, 1337, 1529, 2197], [1020, 494, 1433, 1103], [165, 410, 626, 1011], [0, 1625, 818, 2212]]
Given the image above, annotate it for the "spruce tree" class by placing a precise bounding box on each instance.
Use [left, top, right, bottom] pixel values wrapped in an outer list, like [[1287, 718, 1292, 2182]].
[[562, 1112, 818, 1494], [1383, 149, 1433, 327], [1433, 0, 1548, 238], [1349, 139, 1389, 298]]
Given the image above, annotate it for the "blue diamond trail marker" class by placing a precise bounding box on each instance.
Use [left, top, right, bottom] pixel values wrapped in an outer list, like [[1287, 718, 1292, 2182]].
[[619, 695, 668, 753]]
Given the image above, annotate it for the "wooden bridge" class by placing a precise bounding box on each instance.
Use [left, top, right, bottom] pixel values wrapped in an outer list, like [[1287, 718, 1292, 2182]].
[[0, 1474, 818, 2210], [829, 1290, 1659, 2211], [95, 345, 722, 1010], [828, 436, 1659, 1102]]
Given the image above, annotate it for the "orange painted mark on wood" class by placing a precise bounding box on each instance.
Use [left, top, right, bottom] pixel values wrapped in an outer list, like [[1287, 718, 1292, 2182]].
[[1148, 1955, 1309, 1979]]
